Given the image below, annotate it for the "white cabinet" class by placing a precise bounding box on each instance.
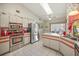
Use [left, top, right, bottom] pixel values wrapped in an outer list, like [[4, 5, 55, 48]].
[[42, 34, 75, 56], [42, 37, 59, 50], [43, 38, 50, 47], [50, 39, 59, 51], [0, 39, 9, 55], [0, 12, 9, 27], [60, 42, 75, 56], [10, 15, 22, 23], [22, 19, 28, 27], [23, 36, 30, 45]]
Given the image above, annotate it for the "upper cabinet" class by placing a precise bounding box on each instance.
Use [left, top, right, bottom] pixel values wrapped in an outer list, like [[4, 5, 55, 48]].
[[10, 14, 23, 23], [22, 18, 28, 27], [0, 12, 9, 27]]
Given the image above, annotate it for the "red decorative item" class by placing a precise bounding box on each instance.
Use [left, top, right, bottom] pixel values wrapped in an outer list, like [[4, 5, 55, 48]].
[[6, 31, 10, 36], [63, 31, 66, 36], [1, 30, 5, 36]]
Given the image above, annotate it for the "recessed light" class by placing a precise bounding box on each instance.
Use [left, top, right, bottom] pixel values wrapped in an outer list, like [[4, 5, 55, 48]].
[[48, 18, 51, 20]]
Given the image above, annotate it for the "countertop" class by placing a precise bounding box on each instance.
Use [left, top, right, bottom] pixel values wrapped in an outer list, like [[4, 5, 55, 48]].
[[43, 33, 79, 47], [0, 36, 9, 44]]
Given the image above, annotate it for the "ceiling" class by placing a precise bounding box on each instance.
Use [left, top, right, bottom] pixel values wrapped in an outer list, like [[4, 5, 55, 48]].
[[23, 3, 67, 22]]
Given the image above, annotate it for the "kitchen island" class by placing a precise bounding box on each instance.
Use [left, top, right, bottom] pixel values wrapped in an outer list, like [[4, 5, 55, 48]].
[[42, 33, 79, 56]]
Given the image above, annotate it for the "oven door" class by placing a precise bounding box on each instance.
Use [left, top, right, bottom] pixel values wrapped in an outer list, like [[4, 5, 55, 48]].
[[12, 37, 23, 44]]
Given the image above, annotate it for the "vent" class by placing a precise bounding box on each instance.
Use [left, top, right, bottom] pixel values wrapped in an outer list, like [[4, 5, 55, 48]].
[[16, 10, 20, 13]]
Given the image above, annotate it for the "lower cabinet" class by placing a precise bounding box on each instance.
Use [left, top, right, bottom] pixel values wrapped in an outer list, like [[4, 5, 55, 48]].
[[60, 43, 75, 56], [42, 38, 75, 56], [23, 36, 30, 45], [0, 41, 9, 55], [43, 38, 50, 47], [50, 39, 59, 51]]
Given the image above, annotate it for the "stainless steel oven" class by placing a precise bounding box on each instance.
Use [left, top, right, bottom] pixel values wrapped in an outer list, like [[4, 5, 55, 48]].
[[11, 35, 23, 45], [9, 34, 24, 51], [9, 22, 24, 51]]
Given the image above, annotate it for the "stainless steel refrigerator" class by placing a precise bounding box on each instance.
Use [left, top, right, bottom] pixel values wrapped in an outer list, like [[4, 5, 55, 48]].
[[30, 23, 39, 43]]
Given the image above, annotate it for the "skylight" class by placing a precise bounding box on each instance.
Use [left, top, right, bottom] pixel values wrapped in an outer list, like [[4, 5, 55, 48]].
[[40, 3, 52, 15]]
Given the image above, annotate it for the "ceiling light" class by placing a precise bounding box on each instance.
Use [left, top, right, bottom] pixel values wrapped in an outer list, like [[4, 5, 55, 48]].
[[48, 17, 52, 20], [40, 3, 52, 15]]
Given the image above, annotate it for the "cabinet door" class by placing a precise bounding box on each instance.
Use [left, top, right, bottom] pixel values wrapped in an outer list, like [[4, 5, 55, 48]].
[[15, 16, 22, 23], [0, 13, 9, 27], [10, 15, 22, 23], [42, 38, 50, 47], [50, 39, 59, 51], [27, 36, 30, 44], [0, 41, 9, 55], [23, 36, 30, 45], [60, 42, 74, 56], [22, 19, 28, 27]]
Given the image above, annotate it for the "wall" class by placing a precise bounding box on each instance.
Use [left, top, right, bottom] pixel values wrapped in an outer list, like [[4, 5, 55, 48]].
[[39, 20, 50, 33], [39, 18, 67, 33]]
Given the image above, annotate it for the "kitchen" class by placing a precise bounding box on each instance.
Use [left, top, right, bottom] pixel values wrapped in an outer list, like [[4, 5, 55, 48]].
[[0, 3, 79, 56]]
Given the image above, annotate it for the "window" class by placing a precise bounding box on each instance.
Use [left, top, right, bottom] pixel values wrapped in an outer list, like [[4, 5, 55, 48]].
[[51, 23, 66, 34]]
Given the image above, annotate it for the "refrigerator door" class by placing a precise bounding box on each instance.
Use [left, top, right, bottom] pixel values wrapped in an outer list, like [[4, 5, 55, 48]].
[[31, 23, 39, 43]]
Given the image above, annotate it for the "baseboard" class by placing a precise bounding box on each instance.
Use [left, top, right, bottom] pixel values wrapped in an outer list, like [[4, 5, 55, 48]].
[[30, 40, 39, 44], [0, 51, 10, 56], [43, 45, 64, 56]]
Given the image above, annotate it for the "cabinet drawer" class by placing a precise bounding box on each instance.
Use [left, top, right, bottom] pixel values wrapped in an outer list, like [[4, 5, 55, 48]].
[[0, 13, 9, 27]]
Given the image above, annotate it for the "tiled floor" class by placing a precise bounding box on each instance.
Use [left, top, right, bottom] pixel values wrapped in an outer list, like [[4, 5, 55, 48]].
[[4, 41, 62, 56]]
